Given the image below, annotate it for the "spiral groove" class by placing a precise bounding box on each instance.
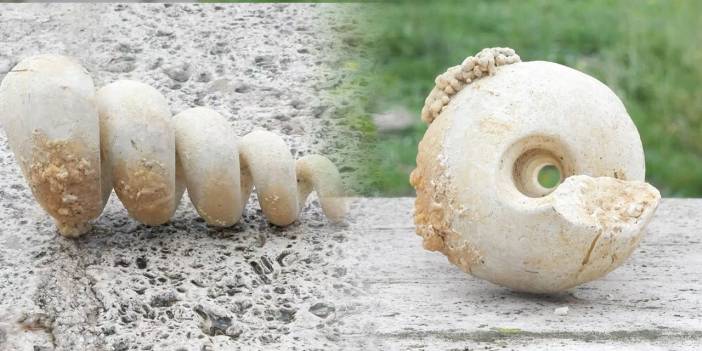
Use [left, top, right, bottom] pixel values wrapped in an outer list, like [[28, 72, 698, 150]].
[[0, 55, 345, 237]]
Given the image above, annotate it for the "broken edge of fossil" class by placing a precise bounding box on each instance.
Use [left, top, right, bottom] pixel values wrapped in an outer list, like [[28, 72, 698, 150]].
[[553, 175, 660, 287]]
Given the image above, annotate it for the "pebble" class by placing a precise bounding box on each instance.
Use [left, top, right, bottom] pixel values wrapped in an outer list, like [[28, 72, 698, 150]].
[[554, 306, 569, 316]]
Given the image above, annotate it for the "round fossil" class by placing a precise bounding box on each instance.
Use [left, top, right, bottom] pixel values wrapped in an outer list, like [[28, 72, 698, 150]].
[[411, 47, 660, 293], [0, 54, 346, 237]]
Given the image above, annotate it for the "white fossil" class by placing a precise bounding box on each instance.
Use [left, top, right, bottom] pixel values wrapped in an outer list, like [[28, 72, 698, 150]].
[[0, 54, 346, 237], [411, 48, 661, 293]]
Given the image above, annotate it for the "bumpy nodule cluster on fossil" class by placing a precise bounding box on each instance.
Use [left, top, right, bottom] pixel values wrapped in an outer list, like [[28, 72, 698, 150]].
[[421, 47, 521, 124]]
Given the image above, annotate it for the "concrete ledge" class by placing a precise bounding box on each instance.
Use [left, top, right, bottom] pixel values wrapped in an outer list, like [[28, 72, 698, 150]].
[[339, 198, 702, 350], [1, 198, 701, 350]]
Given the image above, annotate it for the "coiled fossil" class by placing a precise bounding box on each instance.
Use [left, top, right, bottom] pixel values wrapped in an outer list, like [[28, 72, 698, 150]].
[[411, 47, 660, 293], [0, 55, 346, 237]]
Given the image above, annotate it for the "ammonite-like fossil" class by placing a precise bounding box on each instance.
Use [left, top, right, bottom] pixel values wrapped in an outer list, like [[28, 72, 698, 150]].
[[411, 48, 660, 293], [0, 55, 345, 237]]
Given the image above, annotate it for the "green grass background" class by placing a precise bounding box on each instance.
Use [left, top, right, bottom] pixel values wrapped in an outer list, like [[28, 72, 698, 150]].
[[365, 0, 702, 197]]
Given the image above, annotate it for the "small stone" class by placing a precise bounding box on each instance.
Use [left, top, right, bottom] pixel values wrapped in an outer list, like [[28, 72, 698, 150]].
[[554, 306, 569, 316]]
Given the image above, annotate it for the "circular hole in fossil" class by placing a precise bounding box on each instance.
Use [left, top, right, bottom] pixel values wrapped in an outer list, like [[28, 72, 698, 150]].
[[537, 164, 561, 189], [498, 135, 574, 201], [512, 148, 566, 198]]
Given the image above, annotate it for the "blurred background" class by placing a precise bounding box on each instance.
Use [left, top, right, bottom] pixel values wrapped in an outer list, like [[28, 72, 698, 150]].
[[362, 0, 702, 197]]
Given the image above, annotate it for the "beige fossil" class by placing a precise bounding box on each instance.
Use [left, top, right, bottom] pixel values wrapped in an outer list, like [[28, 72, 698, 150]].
[[0, 54, 346, 237], [411, 48, 660, 293]]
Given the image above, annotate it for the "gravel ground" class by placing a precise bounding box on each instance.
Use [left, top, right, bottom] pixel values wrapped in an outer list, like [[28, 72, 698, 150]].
[[0, 3, 370, 350]]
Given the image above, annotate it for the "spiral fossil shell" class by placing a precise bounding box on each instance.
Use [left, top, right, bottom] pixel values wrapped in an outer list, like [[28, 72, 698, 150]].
[[0, 54, 346, 237], [411, 48, 661, 293]]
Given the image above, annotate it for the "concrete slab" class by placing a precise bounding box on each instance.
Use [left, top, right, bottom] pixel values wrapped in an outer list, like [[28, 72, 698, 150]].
[[339, 198, 702, 351], [2, 197, 701, 350]]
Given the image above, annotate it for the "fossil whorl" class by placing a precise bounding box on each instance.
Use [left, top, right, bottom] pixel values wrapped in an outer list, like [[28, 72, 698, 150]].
[[411, 47, 660, 293], [0, 54, 346, 237]]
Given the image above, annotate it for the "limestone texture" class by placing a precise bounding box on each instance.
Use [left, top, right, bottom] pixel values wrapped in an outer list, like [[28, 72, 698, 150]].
[[0, 3, 366, 350]]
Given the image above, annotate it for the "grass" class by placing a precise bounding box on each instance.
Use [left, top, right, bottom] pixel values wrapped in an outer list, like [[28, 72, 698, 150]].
[[364, 0, 702, 197]]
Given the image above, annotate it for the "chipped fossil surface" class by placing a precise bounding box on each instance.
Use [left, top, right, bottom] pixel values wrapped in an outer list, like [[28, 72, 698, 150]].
[[0, 54, 346, 237], [411, 47, 661, 293]]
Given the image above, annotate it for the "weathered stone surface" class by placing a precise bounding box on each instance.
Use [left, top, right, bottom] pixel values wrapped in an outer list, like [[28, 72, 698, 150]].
[[3, 196, 702, 350], [336, 198, 702, 350], [0, 3, 367, 350]]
